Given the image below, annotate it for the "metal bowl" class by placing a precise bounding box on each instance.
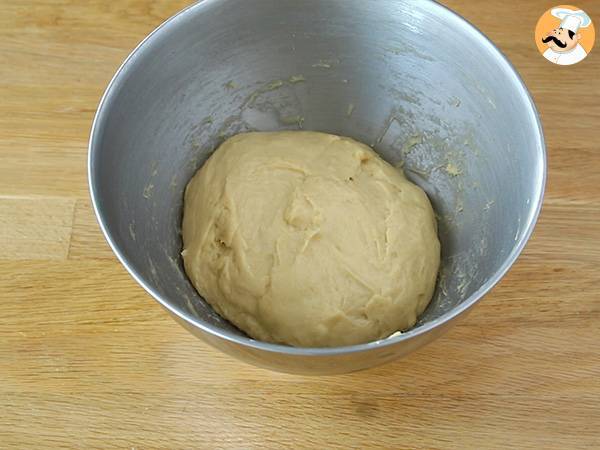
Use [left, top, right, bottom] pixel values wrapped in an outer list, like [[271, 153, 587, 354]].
[[89, 0, 545, 374]]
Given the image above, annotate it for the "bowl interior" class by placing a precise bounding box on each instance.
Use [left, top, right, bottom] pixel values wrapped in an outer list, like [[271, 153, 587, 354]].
[[90, 0, 544, 345]]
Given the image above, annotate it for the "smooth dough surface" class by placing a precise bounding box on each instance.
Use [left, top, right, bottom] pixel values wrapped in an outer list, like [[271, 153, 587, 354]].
[[182, 131, 440, 347]]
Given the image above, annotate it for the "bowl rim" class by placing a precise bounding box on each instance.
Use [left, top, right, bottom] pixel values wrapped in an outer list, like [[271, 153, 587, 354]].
[[88, 0, 547, 357]]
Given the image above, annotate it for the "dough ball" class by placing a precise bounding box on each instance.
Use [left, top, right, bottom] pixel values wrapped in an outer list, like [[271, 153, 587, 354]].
[[182, 131, 440, 347]]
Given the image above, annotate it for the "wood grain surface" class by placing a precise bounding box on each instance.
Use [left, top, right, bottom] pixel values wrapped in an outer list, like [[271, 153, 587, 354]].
[[1, 1, 599, 448]]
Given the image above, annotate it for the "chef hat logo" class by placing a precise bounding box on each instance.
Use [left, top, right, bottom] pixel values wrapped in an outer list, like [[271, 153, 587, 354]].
[[535, 4, 595, 66], [551, 8, 592, 33]]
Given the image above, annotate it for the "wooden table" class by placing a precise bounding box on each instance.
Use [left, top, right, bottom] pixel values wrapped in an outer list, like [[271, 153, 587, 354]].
[[2, 1, 599, 448]]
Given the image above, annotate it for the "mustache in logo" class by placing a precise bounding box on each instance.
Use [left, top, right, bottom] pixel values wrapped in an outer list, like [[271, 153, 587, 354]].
[[542, 35, 567, 48]]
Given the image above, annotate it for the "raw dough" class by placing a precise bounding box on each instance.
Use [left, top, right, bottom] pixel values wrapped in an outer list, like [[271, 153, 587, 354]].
[[182, 131, 440, 347]]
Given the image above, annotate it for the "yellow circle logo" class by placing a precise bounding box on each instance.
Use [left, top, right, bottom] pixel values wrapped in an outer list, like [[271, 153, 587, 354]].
[[535, 5, 595, 65]]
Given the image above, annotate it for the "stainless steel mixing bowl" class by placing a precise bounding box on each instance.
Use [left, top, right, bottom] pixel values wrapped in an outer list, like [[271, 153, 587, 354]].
[[89, 0, 545, 374]]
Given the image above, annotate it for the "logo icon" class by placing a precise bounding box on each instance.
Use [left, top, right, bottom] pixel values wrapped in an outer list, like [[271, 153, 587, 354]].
[[535, 5, 595, 65]]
